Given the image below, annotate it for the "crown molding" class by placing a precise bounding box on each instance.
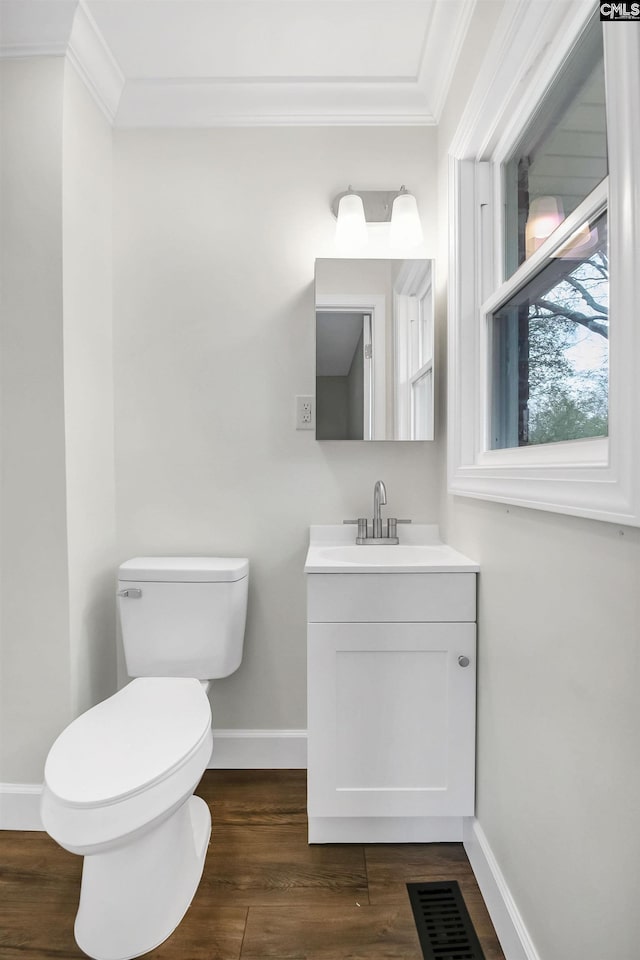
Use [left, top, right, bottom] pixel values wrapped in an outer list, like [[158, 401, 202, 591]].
[[0, 0, 468, 128], [114, 78, 436, 128], [0, 0, 124, 124], [67, 1, 125, 123], [0, 0, 78, 59], [418, 0, 477, 124], [0, 40, 68, 59]]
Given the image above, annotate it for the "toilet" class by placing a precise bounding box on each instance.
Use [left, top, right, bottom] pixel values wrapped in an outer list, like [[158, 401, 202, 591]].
[[41, 556, 249, 960]]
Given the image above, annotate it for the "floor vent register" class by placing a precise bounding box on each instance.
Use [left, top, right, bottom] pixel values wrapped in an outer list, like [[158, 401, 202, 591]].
[[406, 881, 487, 960]]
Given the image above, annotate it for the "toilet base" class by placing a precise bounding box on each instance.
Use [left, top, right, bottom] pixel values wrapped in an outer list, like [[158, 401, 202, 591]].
[[74, 795, 211, 960]]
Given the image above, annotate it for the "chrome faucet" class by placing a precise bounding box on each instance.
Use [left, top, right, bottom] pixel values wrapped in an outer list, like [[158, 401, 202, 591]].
[[344, 481, 412, 545], [372, 480, 387, 538]]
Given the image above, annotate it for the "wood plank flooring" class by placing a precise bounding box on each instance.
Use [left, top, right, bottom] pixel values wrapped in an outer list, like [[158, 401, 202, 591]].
[[0, 770, 506, 959]]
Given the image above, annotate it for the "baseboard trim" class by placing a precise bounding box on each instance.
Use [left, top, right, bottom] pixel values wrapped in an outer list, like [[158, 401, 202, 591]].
[[0, 732, 306, 830], [0, 783, 43, 830], [309, 816, 463, 844], [208, 729, 307, 769], [463, 818, 541, 960]]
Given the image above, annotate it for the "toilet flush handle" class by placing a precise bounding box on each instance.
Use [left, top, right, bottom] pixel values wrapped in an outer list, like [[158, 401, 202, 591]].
[[117, 588, 142, 599]]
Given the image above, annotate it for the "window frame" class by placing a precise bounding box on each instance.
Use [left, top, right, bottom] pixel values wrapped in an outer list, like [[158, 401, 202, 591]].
[[447, 2, 640, 526]]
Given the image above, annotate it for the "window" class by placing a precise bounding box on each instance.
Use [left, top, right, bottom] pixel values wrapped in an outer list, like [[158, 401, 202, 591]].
[[394, 260, 434, 440], [448, 4, 640, 525], [489, 18, 609, 453]]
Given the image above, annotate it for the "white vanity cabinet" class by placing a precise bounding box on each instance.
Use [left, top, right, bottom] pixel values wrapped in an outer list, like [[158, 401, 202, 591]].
[[305, 528, 478, 844]]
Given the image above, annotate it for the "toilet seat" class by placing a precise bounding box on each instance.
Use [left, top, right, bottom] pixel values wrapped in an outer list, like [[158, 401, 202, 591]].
[[45, 677, 211, 807], [41, 678, 213, 855]]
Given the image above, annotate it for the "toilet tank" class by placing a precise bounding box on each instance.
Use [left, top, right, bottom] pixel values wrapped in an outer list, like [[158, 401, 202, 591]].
[[117, 557, 249, 680]]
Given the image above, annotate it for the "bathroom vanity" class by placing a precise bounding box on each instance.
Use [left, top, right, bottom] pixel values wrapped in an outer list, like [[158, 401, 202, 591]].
[[304, 525, 479, 843]]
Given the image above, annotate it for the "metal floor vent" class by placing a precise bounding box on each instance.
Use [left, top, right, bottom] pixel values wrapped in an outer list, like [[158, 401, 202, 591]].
[[406, 881, 486, 960]]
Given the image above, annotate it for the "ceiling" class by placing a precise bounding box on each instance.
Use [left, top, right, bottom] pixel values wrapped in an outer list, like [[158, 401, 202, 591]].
[[0, 0, 476, 126]]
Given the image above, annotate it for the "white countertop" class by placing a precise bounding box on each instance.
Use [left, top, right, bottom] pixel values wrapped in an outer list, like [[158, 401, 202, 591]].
[[304, 524, 479, 574]]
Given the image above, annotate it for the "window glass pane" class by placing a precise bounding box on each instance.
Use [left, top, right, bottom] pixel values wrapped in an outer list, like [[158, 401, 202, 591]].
[[490, 210, 608, 449], [504, 19, 607, 278]]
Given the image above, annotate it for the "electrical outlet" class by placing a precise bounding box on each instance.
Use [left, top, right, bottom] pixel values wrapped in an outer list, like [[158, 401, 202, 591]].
[[295, 395, 315, 430]]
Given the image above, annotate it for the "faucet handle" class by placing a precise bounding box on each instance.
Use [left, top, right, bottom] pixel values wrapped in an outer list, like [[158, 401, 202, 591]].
[[386, 518, 411, 540], [344, 518, 368, 540]]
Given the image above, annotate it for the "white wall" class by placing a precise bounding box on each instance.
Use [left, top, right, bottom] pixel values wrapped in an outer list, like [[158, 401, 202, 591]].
[[62, 63, 117, 718], [113, 126, 440, 729], [0, 57, 116, 789], [438, 4, 640, 958], [0, 57, 72, 785], [449, 501, 640, 960]]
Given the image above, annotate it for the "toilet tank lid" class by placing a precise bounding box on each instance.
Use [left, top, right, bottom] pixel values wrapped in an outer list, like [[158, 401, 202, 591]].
[[119, 556, 249, 582]]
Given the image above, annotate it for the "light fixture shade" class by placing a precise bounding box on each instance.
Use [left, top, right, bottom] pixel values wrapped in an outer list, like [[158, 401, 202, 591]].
[[525, 195, 564, 257], [390, 191, 424, 248], [335, 192, 368, 252]]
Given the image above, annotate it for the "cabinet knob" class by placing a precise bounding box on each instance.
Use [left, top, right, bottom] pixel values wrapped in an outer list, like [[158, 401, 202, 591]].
[[458, 655, 470, 668]]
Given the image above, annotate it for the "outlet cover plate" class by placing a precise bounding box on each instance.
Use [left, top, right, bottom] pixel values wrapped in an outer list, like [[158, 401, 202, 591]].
[[295, 395, 315, 430]]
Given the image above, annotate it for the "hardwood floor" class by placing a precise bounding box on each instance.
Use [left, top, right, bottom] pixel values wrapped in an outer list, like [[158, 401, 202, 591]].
[[0, 770, 506, 959]]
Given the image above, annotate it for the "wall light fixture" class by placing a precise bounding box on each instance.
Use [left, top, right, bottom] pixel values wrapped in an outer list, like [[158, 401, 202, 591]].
[[331, 185, 423, 252]]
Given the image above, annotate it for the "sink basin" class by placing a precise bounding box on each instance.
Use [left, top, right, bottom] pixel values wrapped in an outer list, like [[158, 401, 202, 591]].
[[304, 525, 478, 573]]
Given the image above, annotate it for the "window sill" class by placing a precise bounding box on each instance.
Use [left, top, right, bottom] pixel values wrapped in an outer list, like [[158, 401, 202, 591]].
[[448, 465, 636, 526]]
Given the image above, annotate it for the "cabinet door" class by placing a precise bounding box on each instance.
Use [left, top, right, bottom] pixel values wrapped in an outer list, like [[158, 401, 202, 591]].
[[307, 622, 476, 818]]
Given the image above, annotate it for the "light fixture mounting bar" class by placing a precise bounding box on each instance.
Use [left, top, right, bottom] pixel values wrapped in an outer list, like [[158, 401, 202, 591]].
[[331, 190, 403, 223]]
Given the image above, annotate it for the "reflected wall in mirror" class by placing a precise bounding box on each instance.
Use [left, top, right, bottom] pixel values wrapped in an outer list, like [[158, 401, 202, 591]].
[[315, 258, 434, 440]]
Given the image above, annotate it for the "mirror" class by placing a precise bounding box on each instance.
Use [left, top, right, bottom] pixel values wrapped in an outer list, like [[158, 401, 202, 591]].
[[315, 258, 434, 440]]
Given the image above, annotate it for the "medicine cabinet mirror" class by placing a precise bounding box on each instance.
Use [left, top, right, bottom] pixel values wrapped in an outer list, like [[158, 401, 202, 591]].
[[315, 258, 434, 440]]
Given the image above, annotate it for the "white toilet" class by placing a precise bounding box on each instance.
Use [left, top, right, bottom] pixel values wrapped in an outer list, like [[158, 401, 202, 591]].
[[41, 556, 249, 960]]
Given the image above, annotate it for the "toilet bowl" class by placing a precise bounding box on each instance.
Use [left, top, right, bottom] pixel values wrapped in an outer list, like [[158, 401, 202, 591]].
[[41, 556, 249, 960], [42, 678, 213, 960]]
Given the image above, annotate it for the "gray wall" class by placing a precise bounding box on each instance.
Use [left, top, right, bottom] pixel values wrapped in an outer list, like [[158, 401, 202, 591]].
[[316, 376, 349, 440], [438, 4, 640, 958], [112, 126, 440, 729]]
